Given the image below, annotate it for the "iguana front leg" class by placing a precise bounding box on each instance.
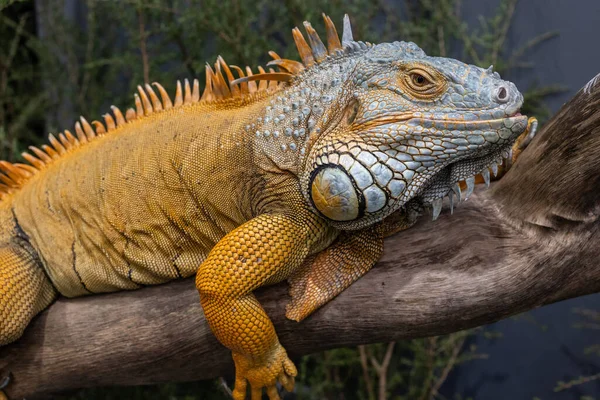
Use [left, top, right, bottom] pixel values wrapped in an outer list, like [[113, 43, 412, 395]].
[[196, 212, 329, 400], [286, 204, 420, 322], [286, 224, 384, 322]]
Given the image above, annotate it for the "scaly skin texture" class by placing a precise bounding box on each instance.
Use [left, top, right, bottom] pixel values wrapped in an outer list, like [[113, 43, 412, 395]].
[[0, 15, 537, 399]]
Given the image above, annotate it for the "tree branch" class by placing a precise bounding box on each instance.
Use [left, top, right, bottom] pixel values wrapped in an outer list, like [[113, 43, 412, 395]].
[[2, 79, 600, 399]]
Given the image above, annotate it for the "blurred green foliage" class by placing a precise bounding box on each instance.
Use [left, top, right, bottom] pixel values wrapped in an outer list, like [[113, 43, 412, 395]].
[[0, 0, 565, 399]]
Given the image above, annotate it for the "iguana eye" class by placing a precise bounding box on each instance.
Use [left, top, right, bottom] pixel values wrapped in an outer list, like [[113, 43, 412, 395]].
[[411, 73, 429, 87], [398, 65, 448, 100], [406, 69, 435, 92]]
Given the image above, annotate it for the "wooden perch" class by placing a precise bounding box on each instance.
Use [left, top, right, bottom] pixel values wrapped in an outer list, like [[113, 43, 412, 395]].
[[3, 76, 600, 399]]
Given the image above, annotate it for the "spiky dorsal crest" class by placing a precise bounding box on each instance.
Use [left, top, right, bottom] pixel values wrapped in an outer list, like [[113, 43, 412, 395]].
[[0, 13, 358, 201], [237, 13, 363, 85]]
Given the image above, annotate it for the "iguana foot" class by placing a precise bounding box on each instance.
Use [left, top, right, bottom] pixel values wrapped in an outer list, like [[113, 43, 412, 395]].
[[231, 343, 296, 400], [505, 116, 538, 171]]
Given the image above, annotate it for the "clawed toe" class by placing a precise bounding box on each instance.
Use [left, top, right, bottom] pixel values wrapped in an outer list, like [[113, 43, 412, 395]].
[[518, 117, 538, 150], [0, 373, 10, 400], [266, 385, 281, 400], [278, 372, 295, 392], [0, 372, 10, 390], [231, 344, 297, 400]]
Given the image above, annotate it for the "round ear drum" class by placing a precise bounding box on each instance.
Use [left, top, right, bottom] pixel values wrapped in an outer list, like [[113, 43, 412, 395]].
[[309, 165, 364, 221]]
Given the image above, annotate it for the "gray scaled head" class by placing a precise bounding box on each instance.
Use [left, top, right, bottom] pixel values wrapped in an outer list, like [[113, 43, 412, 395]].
[[302, 38, 528, 230]]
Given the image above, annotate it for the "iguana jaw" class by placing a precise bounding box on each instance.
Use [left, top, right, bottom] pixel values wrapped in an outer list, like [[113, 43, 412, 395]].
[[417, 113, 534, 221], [415, 142, 513, 220]]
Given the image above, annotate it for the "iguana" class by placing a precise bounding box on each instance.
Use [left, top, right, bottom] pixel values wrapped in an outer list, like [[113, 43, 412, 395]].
[[0, 14, 537, 400]]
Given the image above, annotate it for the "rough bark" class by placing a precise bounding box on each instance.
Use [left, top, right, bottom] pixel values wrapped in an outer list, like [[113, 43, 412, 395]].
[[2, 75, 600, 399]]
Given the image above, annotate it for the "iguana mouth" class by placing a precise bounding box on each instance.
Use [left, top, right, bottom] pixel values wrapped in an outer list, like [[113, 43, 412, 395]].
[[413, 111, 527, 128], [356, 110, 525, 130], [416, 144, 511, 220], [417, 113, 533, 220]]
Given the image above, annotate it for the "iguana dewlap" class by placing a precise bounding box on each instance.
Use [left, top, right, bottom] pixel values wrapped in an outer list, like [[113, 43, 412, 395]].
[[0, 14, 537, 400]]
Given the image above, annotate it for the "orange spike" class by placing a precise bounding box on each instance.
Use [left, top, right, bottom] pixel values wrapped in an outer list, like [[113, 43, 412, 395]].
[[152, 82, 173, 109], [230, 65, 248, 95], [268, 68, 279, 90], [0, 185, 12, 194], [184, 79, 193, 104], [303, 21, 328, 62], [126, 108, 137, 121], [15, 163, 36, 176], [74, 122, 88, 144], [0, 173, 17, 188], [174, 80, 184, 106], [21, 153, 44, 169], [5, 169, 23, 183], [144, 84, 163, 112], [48, 134, 66, 155], [213, 61, 231, 98], [245, 67, 258, 93], [29, 146, 52, 163], [104, 114, 116, 130], [292, 27, 315, 67], [323, 13, 342, 52], [64, 130, 79, 147], [92, 121, 106, 135], [8, 167, 28, 181], [41, 144, 60, 160], [58, 133, 73, 150], [192, 79, 200, 102], [0, 161, 22, 183], [268, 51, 281, 60], [137, 86, 153, 115], [256, 66, 268, 91], [218, 56, 239, 96], [212, 63, 225, 98], [0, 161, 13, 172], [267, 58, 305, 75], [230, 65, 245, 76], [201, 66, 215, 101], [80, 117, 96, 140], [134, 94, 144, 116], [111, 105, 127, 126]]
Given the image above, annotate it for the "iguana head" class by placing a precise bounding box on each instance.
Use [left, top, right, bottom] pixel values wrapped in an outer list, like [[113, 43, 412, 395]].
[[293, 18, 529, 230]]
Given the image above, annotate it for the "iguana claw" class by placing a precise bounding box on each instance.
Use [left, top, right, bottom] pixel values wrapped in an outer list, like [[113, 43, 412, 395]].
[[504, 116, 538, 172], [0, 372, 11, 400], [231, 343, 296, 400], [0, 374, 9, 390]]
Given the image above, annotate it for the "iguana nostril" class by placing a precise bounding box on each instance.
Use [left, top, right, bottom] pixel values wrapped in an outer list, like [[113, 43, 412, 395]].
[[495, 86, 509, 103]]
